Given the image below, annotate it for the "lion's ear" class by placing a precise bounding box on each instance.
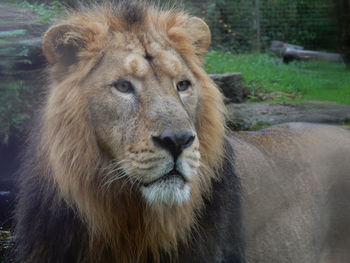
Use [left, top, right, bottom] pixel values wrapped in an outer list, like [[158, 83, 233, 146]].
[[43, 24, 85, 66], [185, 17, 211, 56]]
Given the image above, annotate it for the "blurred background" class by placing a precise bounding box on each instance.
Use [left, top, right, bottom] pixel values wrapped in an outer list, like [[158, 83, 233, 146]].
[[0, 0, 349, 261], [18, 0, 349, 55]]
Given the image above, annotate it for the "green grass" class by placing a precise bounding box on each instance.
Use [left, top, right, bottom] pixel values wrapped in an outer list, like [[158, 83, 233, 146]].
[[205, 51, 350, 105]]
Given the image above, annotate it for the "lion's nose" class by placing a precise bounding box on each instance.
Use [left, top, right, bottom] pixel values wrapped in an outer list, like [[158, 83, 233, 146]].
[[152, 130, 195, 160]]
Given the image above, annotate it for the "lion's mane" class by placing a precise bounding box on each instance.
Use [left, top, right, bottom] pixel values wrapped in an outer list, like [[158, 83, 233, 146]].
[[15, 4, 350, 262], [15, 2, 239, 263]]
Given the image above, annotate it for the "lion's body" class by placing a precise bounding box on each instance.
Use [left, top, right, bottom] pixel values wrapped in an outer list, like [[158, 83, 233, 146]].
[[231, 123, 350, 263], [14, 2, 350, 263]]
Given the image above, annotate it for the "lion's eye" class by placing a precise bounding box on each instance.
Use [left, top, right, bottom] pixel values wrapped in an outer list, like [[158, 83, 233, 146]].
[[112, 79, 134, 93], [176, 80, 191, 92]]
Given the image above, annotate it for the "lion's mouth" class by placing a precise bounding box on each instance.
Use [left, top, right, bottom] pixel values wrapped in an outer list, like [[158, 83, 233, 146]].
[[143, 169, 187, 187]]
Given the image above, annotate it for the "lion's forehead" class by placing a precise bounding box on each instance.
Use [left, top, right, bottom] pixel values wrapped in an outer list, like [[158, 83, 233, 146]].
[[105, 33, 185, 79]]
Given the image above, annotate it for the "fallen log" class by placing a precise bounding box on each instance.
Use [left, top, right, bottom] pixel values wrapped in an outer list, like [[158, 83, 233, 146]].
[[283, 48, 344, 63], [270, 41, 344, 63], [270, 40, 304, 56]]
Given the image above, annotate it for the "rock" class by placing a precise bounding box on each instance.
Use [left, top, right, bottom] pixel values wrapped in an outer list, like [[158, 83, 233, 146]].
[[227, 101, 350, 130], [209, 73, 250, 103]]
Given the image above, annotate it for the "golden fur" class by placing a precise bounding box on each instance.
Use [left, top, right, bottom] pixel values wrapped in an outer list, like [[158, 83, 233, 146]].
[[39, 2, 226, 262]]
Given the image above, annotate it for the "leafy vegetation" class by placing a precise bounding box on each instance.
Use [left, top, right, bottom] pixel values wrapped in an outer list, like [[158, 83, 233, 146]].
[[188, 0, 338, 52], [205, 51, 350, 105], [342, 121, 350, 129], [18, 0, 64, 22], [0, 228, 14, 263]]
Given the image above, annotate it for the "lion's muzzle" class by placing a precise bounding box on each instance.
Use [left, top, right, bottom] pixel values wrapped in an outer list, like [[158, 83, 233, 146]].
[[138, 129, 198, 206]]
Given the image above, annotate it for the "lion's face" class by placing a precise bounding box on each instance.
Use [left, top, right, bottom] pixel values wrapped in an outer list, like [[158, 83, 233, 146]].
[[85, 42, 201, 205]]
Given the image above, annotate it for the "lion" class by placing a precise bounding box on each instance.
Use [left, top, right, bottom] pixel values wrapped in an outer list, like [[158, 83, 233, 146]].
[[14, 1, 350, 263]]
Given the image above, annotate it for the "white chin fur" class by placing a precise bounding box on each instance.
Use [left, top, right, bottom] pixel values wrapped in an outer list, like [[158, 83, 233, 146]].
[[141, 181, 191, 206]]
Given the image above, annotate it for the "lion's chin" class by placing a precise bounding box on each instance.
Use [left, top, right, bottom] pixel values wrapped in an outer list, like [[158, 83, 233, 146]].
[[141, 178, 191, 206]]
